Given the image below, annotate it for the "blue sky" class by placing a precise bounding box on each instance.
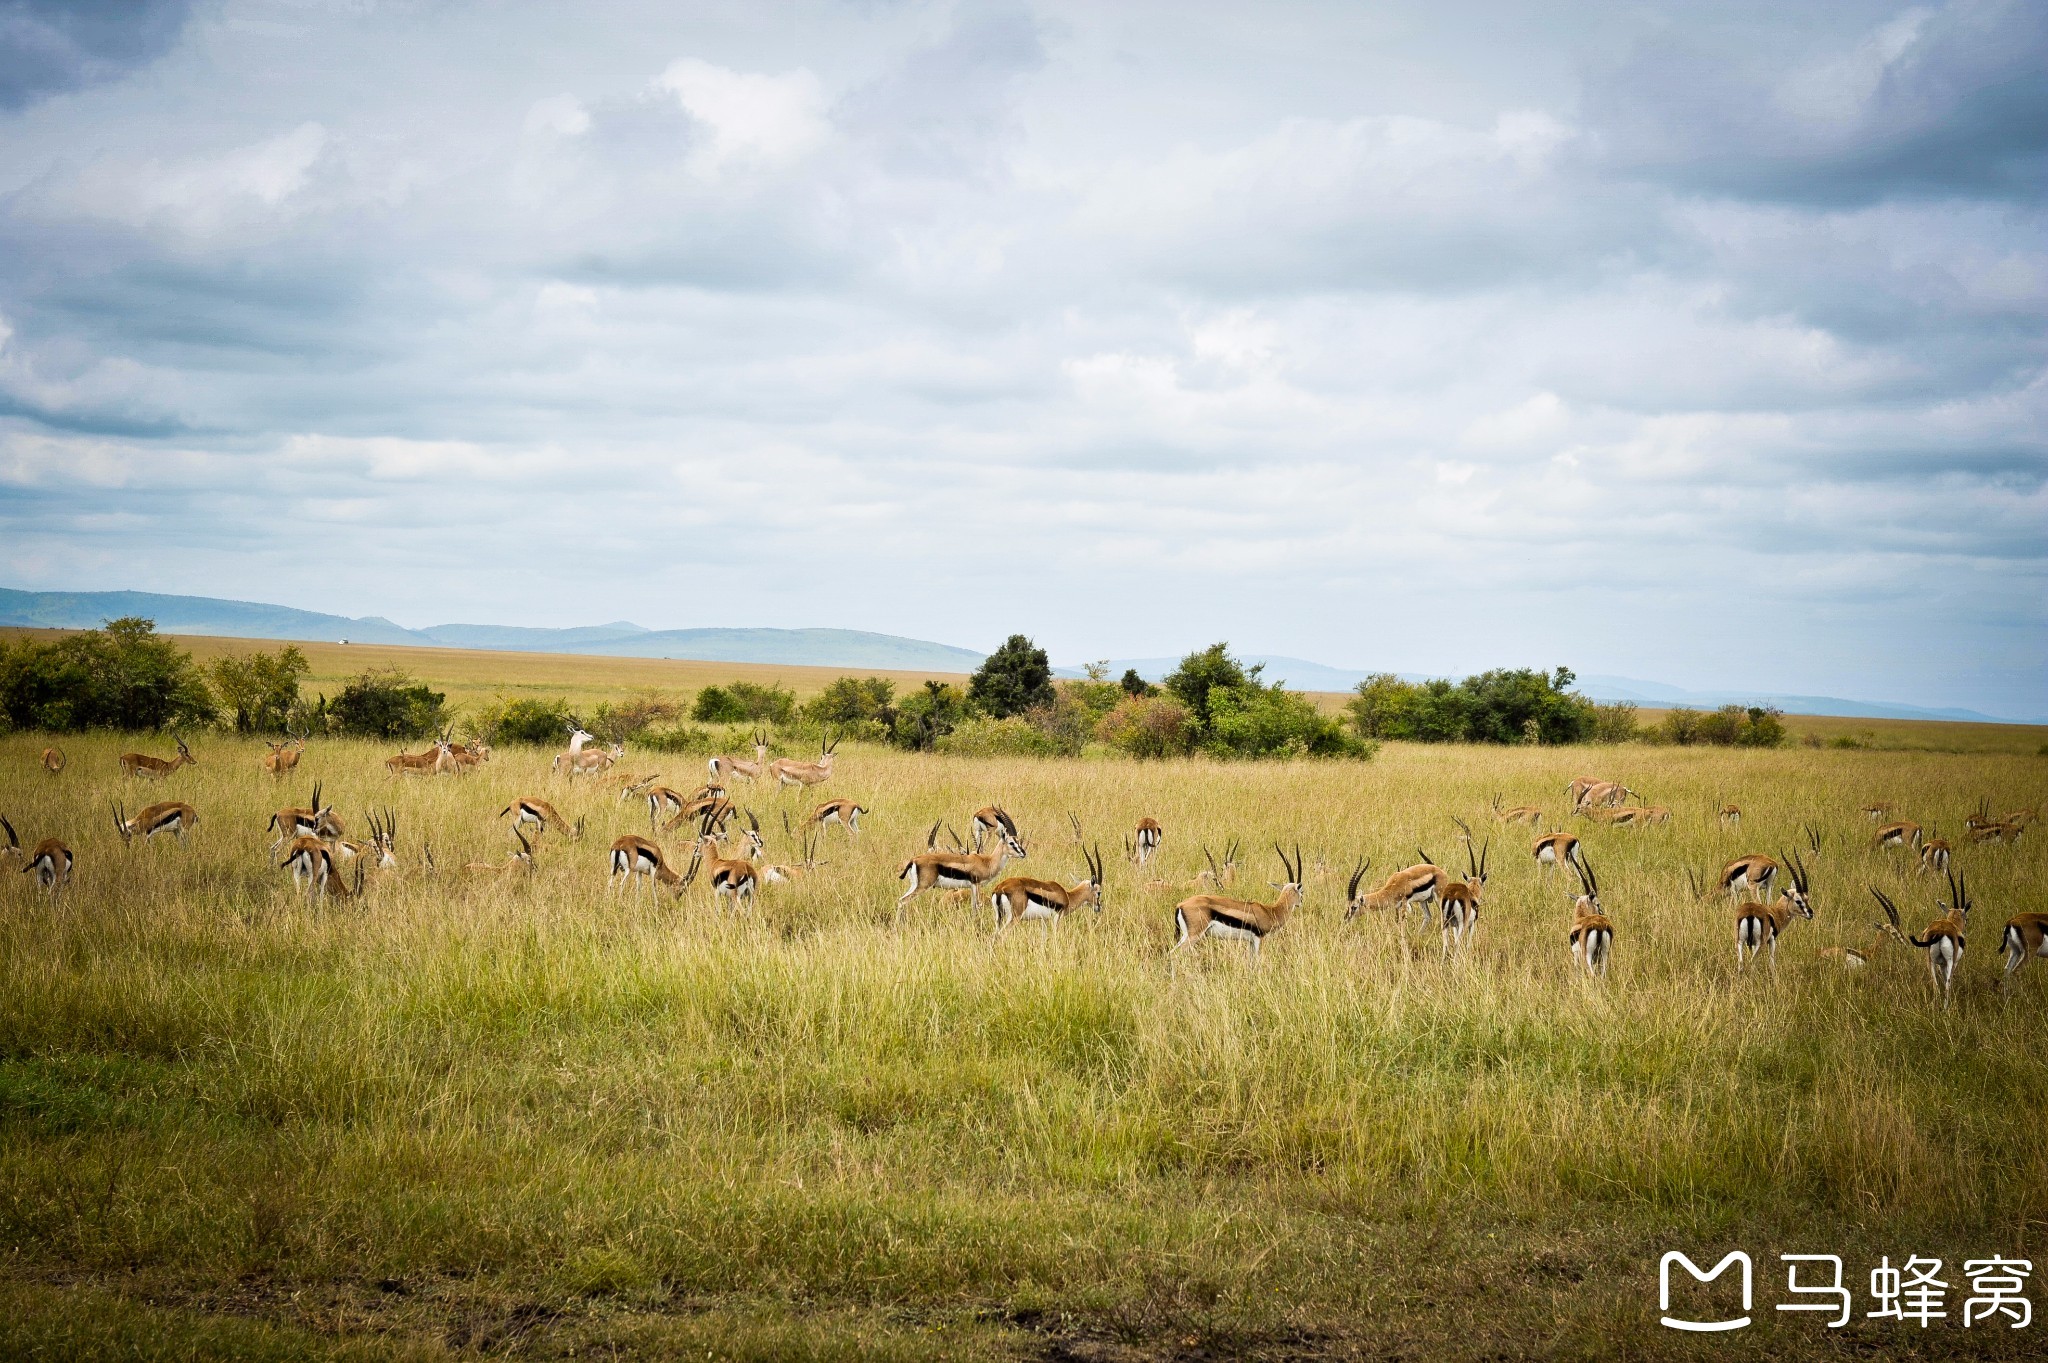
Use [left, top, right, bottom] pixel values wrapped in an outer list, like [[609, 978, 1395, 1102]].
[[0, 0, 2042, 716]]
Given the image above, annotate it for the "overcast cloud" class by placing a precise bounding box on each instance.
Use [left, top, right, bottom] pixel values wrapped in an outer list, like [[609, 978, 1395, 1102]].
[[0, 0, 2042, 716]]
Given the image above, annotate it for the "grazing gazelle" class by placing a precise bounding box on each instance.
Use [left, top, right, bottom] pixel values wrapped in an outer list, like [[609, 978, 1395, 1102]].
[[1873, 820, 1923, 851], [1567, 851, 1613, 978], [1531, 831, 1581, 878], [279, 835, 337, 895], [335, 809, 400, 870], [989, 839, 1106, 939], [1918, 826, 1952, 875], [608, 834, 696, 899], [1718, 803, 1742, 828], [465, 828, 536, 875], [1491, 794, 1543, 828], [693, 813, 758, 910], [1169, 844, 1305, 967], [1819, 925, 1893, 971], [709, 731, 770, 785], [761, 823, 826, 884], [809, 798, 868, 839], [1345, 856, 1441, 922], [1132, 817, 1163, 864], [267, 784, 342, 851], [1965, 820, 2023, 846], [1734, 848, 1814, 971], [120, 737, 196, 780], [1718, 852, 1780, 903], [770, 736, 838, 791], [897, 814, 1027, 922], [663, 794, 734, 839], [40, 746, 65, 774], [1565, 776, 1602, 807], [1999, 910, 2048, 986], [1860, 802, 1894, 821], [617, 772, 664, 803], [500, 796, 583, 841], [969, 805, 1022, 853], [1575, 780, 1635, 811], [111, 799, 198, 846], [642, 784, 689, 831], [1871, 870, 1970, 1008], [1437, 837, 1490, 958], [261, 728, 307, 779]]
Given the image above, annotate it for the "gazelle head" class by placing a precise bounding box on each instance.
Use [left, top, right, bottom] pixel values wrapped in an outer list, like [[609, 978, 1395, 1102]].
[[175, 738, 197, 764], [742, 809, 765, 859], [1465, 836, 1490, 898], [110, 799, 135, 845], [1343, 858, 1371, 921], [1777, 847, 1814, 919], [1269, 843, 1305, 907], [1570, 849, 1602, 916], [1939, 867, 1973, 925]]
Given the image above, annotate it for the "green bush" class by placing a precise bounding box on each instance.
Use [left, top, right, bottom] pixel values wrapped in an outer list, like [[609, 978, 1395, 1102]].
[[1204, 682, 1367, 759], [486, 697, 577, 746], [1588, 700, 1641, 743], [589, 692, 683, 744], [968, 635, 1055, 718], [937, 715, 1063, 758], [804, 676, 896, 727], [0, 617, 215, 733], [316, 668, 446, 741], [1095, 695, 1192, 758], [206, 645, 309, 734], [1343, 667, 1596, 745], [692, 681, 794, 725], [892, 680, 968, 751], [1120, 668, 1157, 697], [1657, 704, 1785, 748]]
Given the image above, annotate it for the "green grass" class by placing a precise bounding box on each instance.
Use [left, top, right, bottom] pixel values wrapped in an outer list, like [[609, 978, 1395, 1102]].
[[1, 728, 2044, 1359]]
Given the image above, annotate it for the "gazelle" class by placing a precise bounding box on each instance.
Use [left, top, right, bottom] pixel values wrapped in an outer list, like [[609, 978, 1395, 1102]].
[[465, 828, 536, 875], [1871, 870, 1970, 1007], [1583, 805, 1648, 827], [1436, 837, 1490, 958], [1965, 821, 2023, 846], [1565, 776, 1602, 807], [1998, 911, 2048, 986], [709, 731, 770, 785], [608, 834, 696, 899], [120, 737, 196, 780], [770, 736, 838, 791], [1132, 817, 1163, 864], [261, 728, 307, 779], [1491, 794, 1542, 828], [1718, 853, 1779, 903], [1345, 855, 1440, 922], [1860, 802, 1894, 821], [643, 785, 689, 830], [1532, 831, 1581, 878], [990, 839, 1105, 938], [761, 822, 826, 884], [268, 783, 342, 851], [500, 796, 584, 841], [280, 835, 336, 894], [1918, 826, 1952, 874], [1718, 803, 1742, 828], [1640, 803, 1673, 826], [693, 812, 758, 910], [21, 833, 73, 893], [0, 814, 16, 866], [1819, 925, 1892, 970], [809, 798, 868, 838], [1168, 844, 1304, 967], [40, 746, 65, 774], [554, 743, 622, 778], [617, 772, 663, 803], [335, 809, 400, 870], [1873, 820, 1923, 851], [385, 744, 447, 777], [111, 799, 198, 846], [1576, 780, 1635, 811], [897, 814, 1027, 922], [663, 794, 734, 838], [1734, 848, 1814, 971], [1567, 851, 1613, 977]]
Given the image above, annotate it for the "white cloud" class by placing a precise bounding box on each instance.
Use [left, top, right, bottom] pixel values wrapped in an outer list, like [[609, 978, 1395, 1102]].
[[654, 58, 828, 173]]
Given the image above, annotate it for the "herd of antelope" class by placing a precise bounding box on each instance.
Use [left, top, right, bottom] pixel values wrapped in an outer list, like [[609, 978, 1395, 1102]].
[[4, 735, 2041, 1007]]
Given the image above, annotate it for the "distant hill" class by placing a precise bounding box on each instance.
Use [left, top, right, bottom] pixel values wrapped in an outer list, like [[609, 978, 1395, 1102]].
[[2, 587, 2030, 724]]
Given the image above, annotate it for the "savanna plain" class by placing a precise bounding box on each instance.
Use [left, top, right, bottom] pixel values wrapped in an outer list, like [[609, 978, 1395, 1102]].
[[1, 652, 2044, 1361]]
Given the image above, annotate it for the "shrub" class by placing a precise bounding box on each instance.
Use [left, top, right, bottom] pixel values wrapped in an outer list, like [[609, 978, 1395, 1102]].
[[1204, 683, 1367, 759], [893, 680, 969, 751], [1658, 704, 1787, 748], [692, 686, 746, 723], [1120, 668, 1156, 697], [0, 616, 215, 732], [1163, 643, 1252, 733], [207, 645, 310, 734], [969, 635, 1056, 718], [486, 697, 577, 746], [317, 668, 446, 741], [1588, 700, 1641, 744], [692, 681, 793, 725], [804, 677, 896, 728], [1095, 695, 1192, 758], [937, 715, 1063, 758], [589, 692, 682, 744]]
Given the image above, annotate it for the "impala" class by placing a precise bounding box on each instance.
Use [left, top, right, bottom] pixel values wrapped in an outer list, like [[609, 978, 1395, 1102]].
[[1132, 817, 1163, 864], [1532, 831, 1581, 878], [1436, 838, 1490, 958], [1871, 870, 1970, 1007], [1568, 851, 1613, 977], [770, 736, 837, 791], [897, 815, 1027, 922], [1999, 911, 2048, 986], [500, 796, 584, 841], [709, 731, 771, 784], [120, 737, 196, 780], [267, 784, 342, 850], [1873, 820, 1923, 851], [465, 828, 536, 875], [260, 728, 307, 779], [1718, 853, 1780, 903], [40, 746, 65, 774], [1734, 849, 1814, 971], [989, 840, 1106, 938], [608, 834, 696, 899], [1491, 794, 1542, 828], [809, 798, 868, 838], [1169, 844, 1304, 967], [111, 798, 198, 846]]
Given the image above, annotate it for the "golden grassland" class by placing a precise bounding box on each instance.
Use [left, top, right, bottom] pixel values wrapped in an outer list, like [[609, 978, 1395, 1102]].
[[1, 719, 2044, 1361]]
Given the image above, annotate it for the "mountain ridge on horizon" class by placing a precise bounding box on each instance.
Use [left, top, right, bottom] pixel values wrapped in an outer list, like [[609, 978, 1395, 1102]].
[[0, 587, 2032, 726]]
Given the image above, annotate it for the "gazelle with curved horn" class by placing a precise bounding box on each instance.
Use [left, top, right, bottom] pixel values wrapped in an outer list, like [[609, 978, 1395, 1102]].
[[120, 737, 197, 781], [1346, 853, 1442, 922], [608, 834, 696, 899], [762, 816, 826, 884], [280, 835, 336, 895], [1734, 848, 1814, 971], [989, 832, 1104, 938], [709, 731, 771, 785], [261, 727, 307, 779], [1873, 820, 1923, 851], [770, 735, 838, 791], [267, 783, 342, 851], [1717, 852, 1780, 903], [1491, 794, 1542, 828], [663, 793, 735, 839], [1132, 817, 1163, 865], [695, 810, 759, 910], [1531, 831, 1581, 878], [969, 805, 1022, 853], [500, 796, 584, 842], [642, 784, 689, 831], [40, 746, 65, 774], [112, 798, 199, 846], [1169, 844, 1304, 967], [1567, 850, 1613, 977], [1965, 819, 2023, 846], [809, 798, 868, 839], [1437, 836, 1490, 958], [465, 827, 536, 875], [897, 813, 1027, 922], [1871, 869, 1970, 1007], [335, 809, 400, 870], [1565, 776, 1602, 807]]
